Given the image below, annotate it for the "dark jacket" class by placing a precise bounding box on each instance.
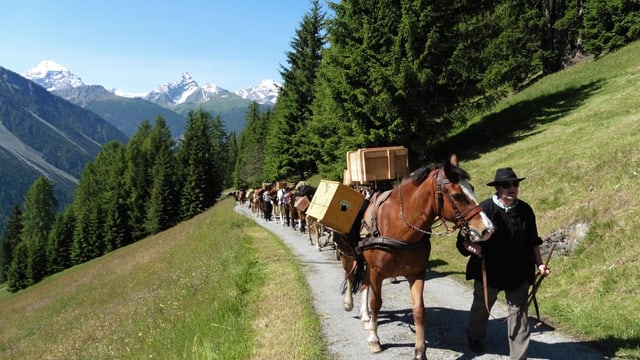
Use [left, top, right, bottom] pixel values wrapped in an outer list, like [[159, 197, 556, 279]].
[[456, 196, 542, 291]]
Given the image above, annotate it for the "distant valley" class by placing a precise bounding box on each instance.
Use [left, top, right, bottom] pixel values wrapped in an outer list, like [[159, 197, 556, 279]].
[[0, 60, 280, 228]]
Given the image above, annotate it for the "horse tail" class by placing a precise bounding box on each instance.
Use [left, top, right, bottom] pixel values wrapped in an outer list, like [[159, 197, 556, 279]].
[[352, 255, 366, 294]]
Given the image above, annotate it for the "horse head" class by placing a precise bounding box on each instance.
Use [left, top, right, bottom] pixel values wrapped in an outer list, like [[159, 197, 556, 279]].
[[437, 154, 494, 242]]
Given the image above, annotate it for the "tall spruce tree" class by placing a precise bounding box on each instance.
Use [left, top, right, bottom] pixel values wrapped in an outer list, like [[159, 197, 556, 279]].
[[96, 141, 131, 251], [144, 116, 180, 234], [71, 162, 103, 263], [310, 0, 552, 174], [6, 242, 29, 292], [209, 115, 228, 200], [125, 121, 153, 240], [1, 204, 22, 283], [263, 0, 326, 181], [234, 102, 270, 188], [46, 206, 75, 274], [581, 0, 640, 56], [178, 109, 220, 219], [226, 131, 239, 188], [20, 177, 57, 284]]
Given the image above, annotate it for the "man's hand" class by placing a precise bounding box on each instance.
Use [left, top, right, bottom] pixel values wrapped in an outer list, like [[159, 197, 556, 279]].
[[537, 264, 551, 277]]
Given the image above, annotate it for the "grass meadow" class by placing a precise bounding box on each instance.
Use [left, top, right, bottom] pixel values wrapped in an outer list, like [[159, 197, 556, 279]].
[[430, 40, 640, 358], [1, 40, 640, 359], [0, 198, 329, 359]]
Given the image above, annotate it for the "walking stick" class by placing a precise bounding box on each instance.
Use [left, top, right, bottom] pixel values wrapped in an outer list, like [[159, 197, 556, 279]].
[[528, 243, 556, 328]]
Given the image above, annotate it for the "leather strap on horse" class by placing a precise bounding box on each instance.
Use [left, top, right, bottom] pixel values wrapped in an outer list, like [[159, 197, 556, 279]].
[[357, 235, 429, 251]]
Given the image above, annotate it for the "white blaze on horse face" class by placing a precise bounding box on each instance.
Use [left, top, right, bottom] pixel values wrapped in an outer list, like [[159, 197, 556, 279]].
[[459, 179, 494, 241]]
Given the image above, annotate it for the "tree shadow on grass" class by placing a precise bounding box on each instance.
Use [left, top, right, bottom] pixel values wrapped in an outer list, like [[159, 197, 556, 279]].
[[431, 80, 606, 161]]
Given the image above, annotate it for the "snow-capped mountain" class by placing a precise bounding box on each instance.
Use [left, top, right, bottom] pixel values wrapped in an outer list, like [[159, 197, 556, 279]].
[[234, 79, 280, 105], [22, 60, 280, 105], [23, 60, 85, 91], [144, 72, 226, 107]]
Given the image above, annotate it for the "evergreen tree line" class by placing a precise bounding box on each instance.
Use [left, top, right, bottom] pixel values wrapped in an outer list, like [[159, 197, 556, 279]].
[[0, 110, 233, 292], [2, 0, 638, 290], [234, 0, 640, 186]]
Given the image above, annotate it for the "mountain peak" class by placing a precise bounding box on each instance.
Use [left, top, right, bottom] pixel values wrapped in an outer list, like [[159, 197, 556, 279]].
[[235, 79, 281, 105], [23, 60, 84, 91]]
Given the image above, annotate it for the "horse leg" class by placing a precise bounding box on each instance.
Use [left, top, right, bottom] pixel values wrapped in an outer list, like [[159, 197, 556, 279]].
[[359, 284, 371, 327], [408, 276, 427, 360], [341, 255, 355, 311], [366, 271, 383, 353]]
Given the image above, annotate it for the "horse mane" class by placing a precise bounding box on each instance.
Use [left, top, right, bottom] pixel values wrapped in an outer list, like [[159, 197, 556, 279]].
[[406, 166, 435, 185], [406, 163, 471, 185]]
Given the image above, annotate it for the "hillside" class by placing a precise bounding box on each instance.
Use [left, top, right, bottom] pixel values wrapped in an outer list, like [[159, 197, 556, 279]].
[[52, 85, 187, 138], [0, 40, 638, 358], [0, 67, 129, 228], [429, 40, 640, 358]]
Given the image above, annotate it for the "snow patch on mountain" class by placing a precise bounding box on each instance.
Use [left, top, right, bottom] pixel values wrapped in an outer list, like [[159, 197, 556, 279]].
[[23, 60, 84, 91], [23, 60, 280, 105], [235, 79, 280, 105]]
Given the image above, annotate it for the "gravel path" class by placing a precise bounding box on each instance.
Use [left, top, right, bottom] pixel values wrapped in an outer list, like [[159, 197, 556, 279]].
[[236, 205, 609, 360]]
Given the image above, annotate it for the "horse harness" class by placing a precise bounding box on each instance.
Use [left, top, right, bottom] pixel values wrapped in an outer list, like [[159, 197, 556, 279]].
[[356, 168, 482, 253]]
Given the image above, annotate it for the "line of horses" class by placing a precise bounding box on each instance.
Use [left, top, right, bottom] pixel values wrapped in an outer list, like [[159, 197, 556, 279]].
[[234, 182, 319, 236], [235, 154, 495, 360]]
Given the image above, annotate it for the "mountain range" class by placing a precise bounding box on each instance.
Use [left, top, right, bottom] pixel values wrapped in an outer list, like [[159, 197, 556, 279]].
[[23, 60, 280, 137], [0, 65, 129, 228], [0, 60, 280, 229]]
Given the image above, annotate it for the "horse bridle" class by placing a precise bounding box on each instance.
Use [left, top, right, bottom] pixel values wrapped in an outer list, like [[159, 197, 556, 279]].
[[399, 168, 482, 235]]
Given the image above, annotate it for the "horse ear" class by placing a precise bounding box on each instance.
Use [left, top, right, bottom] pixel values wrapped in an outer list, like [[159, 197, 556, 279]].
[[442, 153, 458, 181], [449, 153, 459, 168]]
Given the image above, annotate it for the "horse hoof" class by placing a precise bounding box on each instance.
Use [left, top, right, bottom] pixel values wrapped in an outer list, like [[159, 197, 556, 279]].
[[367, 341, 382, 353], [343, 302, 353, 312]]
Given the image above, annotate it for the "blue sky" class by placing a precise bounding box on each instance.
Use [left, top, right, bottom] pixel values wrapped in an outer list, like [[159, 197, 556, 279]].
[[1, 1, 318, 93]]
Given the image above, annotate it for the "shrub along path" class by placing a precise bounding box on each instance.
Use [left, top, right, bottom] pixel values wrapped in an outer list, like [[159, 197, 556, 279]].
[[235, 204, 608, 360]]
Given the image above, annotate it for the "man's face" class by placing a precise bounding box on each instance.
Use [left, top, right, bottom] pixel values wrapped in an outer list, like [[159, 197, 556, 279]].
[[496, 181, 519, 203]]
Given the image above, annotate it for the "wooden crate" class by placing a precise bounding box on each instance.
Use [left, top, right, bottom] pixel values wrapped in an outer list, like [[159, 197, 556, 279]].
[[343, 168, 351, 185], [306, 180, 365, 234], [294, 196, 310, 211], [346, 150, 363, 184], [346, 146, 409, 184]]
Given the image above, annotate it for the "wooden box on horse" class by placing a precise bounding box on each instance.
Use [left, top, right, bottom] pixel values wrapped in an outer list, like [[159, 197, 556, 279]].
[[347, 146, 409, 184], [294, 196, 310, 211], [306, 180, 365, 234]]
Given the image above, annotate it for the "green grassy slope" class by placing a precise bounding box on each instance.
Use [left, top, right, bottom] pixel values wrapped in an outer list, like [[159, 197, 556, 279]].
[[0, 199, 327, 360], [1, 40, 638, 359], [431, 40, 640, 358]]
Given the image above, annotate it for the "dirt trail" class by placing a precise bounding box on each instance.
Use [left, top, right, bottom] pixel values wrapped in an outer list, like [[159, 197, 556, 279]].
[[236, 204, 609, 360]]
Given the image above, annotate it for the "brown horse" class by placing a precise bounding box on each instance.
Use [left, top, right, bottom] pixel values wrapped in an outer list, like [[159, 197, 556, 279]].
[[338, 154, 494, 360]]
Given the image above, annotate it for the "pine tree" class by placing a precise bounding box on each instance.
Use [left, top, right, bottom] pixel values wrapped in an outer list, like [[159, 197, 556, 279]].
[[1, 204, 23, 282], [71, 162, 103, 263], [178, 109, 221, 219], [227, 131, 239, 188], [46, 207, 75, 273], [581, 0, 640, 56], [234, 103, 269, 188], [97, 141, 131, 251], [7, 242, 29, 292], [264, 0, 326, 181], [144, 116, 180, 234], [209, 115, 228, 201], [125, 120, 153, 240], [20, 177, 57, 284]]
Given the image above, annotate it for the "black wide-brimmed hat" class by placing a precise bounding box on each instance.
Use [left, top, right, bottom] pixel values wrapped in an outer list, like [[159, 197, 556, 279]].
[[486, 167, 526, 186]]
